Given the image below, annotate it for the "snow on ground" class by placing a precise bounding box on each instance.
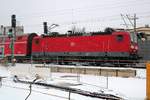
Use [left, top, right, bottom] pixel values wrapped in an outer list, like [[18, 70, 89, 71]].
[[51, 72, 146, 100], [0, 66, 10, 77], [0, 63, 146, 100]]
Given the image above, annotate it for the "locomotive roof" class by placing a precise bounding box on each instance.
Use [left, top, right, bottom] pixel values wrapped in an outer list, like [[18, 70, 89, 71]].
[[41, 31, 129, 38], [40, 27, 129, 38]]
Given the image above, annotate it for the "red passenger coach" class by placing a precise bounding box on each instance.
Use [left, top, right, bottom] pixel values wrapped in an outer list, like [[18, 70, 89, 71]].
[[4, 33, 37, 59]]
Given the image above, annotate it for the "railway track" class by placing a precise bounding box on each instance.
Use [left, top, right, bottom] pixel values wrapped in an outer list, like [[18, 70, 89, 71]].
[[1, 57, 146, 69]]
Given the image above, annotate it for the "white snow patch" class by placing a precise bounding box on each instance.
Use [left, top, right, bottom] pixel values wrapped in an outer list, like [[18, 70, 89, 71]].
[[0, 63, 146, 100]]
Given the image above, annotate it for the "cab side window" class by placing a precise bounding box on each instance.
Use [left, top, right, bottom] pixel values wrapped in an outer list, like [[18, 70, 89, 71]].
[[116, 35, 124, 41]]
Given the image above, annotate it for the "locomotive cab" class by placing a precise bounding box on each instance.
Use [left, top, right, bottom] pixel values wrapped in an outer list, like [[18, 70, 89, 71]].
[[111, 31, 139, 60]]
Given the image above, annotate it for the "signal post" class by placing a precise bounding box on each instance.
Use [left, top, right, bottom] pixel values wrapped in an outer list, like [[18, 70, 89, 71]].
[[7, 14, 16, 66]]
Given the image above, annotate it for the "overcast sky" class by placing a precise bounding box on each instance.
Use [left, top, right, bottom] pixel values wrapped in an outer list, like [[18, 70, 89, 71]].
[[0, 0, 150, 34]]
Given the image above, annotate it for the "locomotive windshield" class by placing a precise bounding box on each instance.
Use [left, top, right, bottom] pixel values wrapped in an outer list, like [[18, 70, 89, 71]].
[[130, 32, 137, 43]]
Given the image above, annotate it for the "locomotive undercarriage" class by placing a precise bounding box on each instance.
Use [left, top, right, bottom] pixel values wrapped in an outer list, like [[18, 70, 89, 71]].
[[5, 52, 139, 67], [30, 52, 139, 67]]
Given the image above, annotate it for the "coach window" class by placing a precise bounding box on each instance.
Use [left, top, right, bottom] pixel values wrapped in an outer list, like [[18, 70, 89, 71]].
[[116, 35, 124, 41]]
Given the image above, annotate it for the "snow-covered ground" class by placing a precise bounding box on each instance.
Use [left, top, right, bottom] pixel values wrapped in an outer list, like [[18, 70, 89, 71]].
[[0, 63, 146, 100]]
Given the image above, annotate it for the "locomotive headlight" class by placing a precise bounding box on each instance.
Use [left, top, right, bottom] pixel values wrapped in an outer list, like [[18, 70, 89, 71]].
[[135, 46, 138, 50], [130, 45, 134, 49]]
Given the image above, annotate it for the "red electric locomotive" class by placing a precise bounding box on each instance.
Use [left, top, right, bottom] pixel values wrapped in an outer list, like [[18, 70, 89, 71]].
[[32, 28, 139, 66]]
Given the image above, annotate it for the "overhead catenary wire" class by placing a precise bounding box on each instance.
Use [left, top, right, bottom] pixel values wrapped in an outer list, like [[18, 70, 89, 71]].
[[13, 0, 150, 28], [17, 0, 150, 19], [22, 11, 150, 28], [2, 3, 148, 26]]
